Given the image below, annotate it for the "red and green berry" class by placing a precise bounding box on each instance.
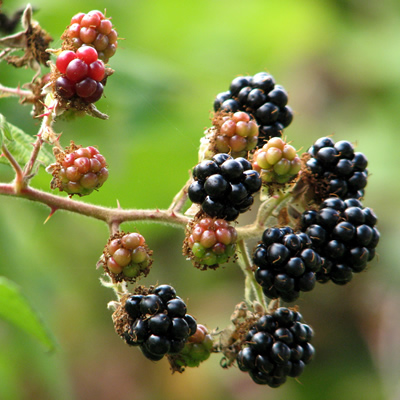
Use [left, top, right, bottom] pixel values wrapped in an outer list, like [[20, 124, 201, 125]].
[[65, 10, 118, 63], [100, 231, 153, 283], [48, 142, 108, 196], [211, 111, 259, 158], [252, 137, 301, 184], [184, 217, 237, 269]]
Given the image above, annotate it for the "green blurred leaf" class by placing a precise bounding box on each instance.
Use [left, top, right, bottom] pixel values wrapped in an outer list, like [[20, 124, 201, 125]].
[[0, 276, 56, 351], [0, 114, 53, 166]]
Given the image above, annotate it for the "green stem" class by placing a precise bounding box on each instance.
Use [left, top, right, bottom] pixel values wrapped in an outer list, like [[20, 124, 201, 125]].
[[236, 239, 267, 310]]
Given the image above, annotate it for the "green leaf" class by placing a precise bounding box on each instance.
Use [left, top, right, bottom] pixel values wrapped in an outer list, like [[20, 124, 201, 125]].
[[0, 277, 56, 351], [0, 114, 53, 167]]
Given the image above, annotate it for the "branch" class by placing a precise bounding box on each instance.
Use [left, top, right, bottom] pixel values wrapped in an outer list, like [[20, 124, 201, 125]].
[[0, 183, 190, 228]]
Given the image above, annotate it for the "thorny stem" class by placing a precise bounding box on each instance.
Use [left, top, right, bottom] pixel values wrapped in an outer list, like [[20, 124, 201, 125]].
[[0, 183, 190, 228], [0, 83, 33, 98]]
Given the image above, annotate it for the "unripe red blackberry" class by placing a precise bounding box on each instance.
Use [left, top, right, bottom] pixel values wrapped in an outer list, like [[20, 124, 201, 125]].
[[188, 154, 262, 221], [98, 231, 153, 283], [64, 10, 118, 63], [205, 111, 259, 158], [183, 216, 237, 270], [300, 197, 379, 285], [113, 285, 197, 362], [213, 73, 293, 145], [48, 142, 108, 196], [237, 308, 314, 387], [253, 227, 321, 302], [54, 47, 105, 103], [252, 137, 301, 185], [305, 137, 368, 201]]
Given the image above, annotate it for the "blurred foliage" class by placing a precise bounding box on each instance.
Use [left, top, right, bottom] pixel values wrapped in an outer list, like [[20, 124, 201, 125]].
[[0, 0, 399, 399]]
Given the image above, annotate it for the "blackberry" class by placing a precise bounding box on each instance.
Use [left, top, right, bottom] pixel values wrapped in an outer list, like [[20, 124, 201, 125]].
[[252, 137, 302, 184], [237, 308, 314, 387], [300, 197, 379, 284], [65, 10, 118, 63], [188, 154, 261, 221], [54, 47, 105, 103], [184, 217, 237, 269], [213, 72, 293, 145], [253, 227, 321, 302], [98, 231, 153, 283], [306, 137, 369, 200], [119, 285, 197, 361], [48, 142, 108, 196]]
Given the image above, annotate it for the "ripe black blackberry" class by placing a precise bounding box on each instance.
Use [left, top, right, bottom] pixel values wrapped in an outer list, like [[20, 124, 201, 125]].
[[120, 285, 197, 361], [237, 307, 314, 387], [306, 137, 369, 201], [188, 154, 262, 221], [213, 72, 293, 145], [253, 227, 321, 302], [300, 197, 379, 285]]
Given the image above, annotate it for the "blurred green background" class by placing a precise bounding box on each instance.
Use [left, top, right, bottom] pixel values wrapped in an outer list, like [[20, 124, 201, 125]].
[[1, 0, 399, 399]]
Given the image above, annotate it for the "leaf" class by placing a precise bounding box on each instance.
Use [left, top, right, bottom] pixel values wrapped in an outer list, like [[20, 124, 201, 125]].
[[0, 115, 53, 167], [0, 277, 56, 351]]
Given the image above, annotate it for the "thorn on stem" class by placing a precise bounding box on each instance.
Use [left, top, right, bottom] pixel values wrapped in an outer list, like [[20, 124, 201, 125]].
[[44, 206, 58, 224]]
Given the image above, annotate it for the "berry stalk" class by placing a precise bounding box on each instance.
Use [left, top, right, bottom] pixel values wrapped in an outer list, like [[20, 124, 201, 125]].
[[236, 238, 268, 310]]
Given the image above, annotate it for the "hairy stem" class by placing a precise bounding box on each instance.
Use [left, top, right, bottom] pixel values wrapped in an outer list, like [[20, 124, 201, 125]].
[[1, 143, 24, 193], [0, 183, 190, 228]]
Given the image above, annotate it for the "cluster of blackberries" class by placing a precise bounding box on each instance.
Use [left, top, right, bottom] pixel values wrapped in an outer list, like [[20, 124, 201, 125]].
[[66, 10, 118, 63], [49, 144, 108, 196], [123, 285, 197, 361], [237, 308, 314, 387], [253, 227, 321, 302], [213, 72, 293, 144], [188, 154, 262, 221], [301, 197, 379, 284], [306, 137, 368, 200]]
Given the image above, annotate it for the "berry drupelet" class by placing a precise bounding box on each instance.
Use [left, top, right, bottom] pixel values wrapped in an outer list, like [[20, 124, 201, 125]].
[[253, 227, 321, 302], [188, 153, 262, 221], [237, 307, 314, 387], [213, 72, 293, 145]]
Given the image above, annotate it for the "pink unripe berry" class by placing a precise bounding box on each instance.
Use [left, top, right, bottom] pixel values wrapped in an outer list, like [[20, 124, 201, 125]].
[[200, 230, 217, 249], [65, 59, 89, 82], [108, 239, 121, 255], [56, 50, 76, 74], [112, 248, 132, 267], [122, 233, 143, 249], [107, 257, 123, 274], [76, 46, 98, 65]]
